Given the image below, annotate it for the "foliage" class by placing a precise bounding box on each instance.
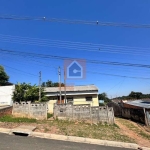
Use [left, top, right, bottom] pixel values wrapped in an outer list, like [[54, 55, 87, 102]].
[[99, 103, 105, 106], [129, 91, 143, 99], [116, 91, 150, 100], [0, 65, 9, 86], [47, 113, 53, 118], [13, 82, 48, 102], [42, 80, 64, 87], [98, 92, 111, 104], [0, 115, 36, 123]]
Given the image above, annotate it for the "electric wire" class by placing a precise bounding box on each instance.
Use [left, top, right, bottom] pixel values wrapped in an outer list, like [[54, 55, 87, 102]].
[[0, 15, 150, 29], [0, 34, 150, 56], [1, 48, 150, 69]]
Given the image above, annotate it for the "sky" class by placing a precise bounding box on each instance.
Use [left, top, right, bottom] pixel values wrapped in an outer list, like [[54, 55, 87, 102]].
[[0, 0, 150, 98]]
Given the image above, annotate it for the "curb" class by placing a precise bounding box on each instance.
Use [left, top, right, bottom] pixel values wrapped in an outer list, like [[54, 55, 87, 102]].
[[0, 127, 149, 150]]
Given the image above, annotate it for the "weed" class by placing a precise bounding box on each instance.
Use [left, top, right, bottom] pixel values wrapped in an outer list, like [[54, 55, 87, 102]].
[[47, 113, 53, 119], [0, 115, 36, 123]]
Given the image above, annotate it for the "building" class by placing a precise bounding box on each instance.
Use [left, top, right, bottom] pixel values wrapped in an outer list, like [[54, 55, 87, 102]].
[[0, 85, 15, 106], [121, 100, 150, 126], [44, 84, 99, 113]]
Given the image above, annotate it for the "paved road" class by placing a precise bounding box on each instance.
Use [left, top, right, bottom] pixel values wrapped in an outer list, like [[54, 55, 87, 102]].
[[0, 133, 132, 150]]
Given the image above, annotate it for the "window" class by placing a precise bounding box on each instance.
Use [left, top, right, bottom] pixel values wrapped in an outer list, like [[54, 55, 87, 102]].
[[67, 97, 73, 104], [86, 96, 92, 101]]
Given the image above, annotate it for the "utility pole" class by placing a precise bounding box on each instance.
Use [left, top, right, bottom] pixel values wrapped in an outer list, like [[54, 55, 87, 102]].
[[58, 67, 62, 104], [39, 71, 41, 101], [64, 68, 67, 104]]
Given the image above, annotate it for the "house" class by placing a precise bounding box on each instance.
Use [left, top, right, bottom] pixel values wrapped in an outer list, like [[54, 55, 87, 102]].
[[44, 84, 99, 113], [0, 85, 15, 106], [121, 100, 150, 126]]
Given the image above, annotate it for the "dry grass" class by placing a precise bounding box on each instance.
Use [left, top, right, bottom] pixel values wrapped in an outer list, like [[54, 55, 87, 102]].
[[0, 116, 134, 143], [41, 119, 134, 143], [117, 118, 150, 140]]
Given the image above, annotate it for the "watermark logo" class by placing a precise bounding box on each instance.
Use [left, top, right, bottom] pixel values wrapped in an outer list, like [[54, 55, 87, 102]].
[[64, 59, 86, 79]]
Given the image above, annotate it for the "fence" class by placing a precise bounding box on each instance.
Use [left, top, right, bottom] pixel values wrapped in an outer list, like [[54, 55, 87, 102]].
[[54, 104, 114, 124], [12, 102, 47, 120], [121, 107, 150, 126], [107, 102, 122, 117]]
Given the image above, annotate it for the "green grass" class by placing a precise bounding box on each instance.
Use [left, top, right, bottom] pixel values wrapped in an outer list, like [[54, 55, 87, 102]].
[[47, 113, 53, 119], [0, 115, 37, 123], [47, 119, 134, 143]]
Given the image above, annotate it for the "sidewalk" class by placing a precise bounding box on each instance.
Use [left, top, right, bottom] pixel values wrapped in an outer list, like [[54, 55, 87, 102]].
[[0, 127, 149, 150]]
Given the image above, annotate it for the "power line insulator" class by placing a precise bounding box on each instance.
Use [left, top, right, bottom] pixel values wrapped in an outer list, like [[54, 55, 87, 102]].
[[96, 21, 99, 25]]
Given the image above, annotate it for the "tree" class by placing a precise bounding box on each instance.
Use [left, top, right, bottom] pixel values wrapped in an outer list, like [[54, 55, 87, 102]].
[[0, 65, 9, 85], [13, 83, 48, 103], [41, 80, 64, 87], [129, 91, 142, 99], [98, 92, 110, 104]]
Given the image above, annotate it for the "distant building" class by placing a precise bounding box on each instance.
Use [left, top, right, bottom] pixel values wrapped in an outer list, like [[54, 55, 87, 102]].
[[0, 85, 15, 106], [44, 85, 99, 113], [121, 100, 150, 126]]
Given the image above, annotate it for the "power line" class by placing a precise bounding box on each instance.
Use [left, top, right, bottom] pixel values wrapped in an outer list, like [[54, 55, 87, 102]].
[[87, 71, 150, 80], [2, 51, 150, 77], [1, 48, 150, 69], [0, 15, 150, 29], [0, 34, 150, 56], [3, 53, 150, 76], [1, 51, 150, 80]]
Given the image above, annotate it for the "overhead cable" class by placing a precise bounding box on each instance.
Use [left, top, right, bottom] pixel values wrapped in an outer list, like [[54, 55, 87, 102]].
[[0, 15, 150, 29]]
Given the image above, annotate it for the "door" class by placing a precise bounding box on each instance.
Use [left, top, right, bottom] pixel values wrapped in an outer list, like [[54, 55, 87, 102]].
[[57, 96, 64, 104]]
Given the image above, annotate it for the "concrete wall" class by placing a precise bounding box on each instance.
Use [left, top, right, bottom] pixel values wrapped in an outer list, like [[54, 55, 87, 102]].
[[53, 104, 114, 124], [48, 94, 99, 114], [0, 85, 15, 106], [12, 102, 47, 120], [0, 106, 12, 117]]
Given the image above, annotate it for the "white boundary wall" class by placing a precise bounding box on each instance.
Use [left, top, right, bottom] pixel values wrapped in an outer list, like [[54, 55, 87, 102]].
[[0, 85, 15, 106]]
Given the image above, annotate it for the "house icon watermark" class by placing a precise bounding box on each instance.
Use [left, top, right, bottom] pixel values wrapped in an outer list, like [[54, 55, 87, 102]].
[[64, 59, 86, 79]]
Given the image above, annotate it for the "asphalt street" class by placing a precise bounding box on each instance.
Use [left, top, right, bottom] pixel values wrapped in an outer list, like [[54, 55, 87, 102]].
[[0, 133, 133, 150]]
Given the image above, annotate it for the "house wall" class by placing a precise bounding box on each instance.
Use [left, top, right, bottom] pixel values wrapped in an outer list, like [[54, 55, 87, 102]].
[[0, 85, 15, 106], [47, 94, 99, 113], [73, 94, 98, 106]]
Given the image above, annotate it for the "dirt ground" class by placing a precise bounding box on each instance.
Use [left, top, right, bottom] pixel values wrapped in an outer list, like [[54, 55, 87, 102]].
[[0, 117, 150, 148], [115, 118, 150, 148]]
